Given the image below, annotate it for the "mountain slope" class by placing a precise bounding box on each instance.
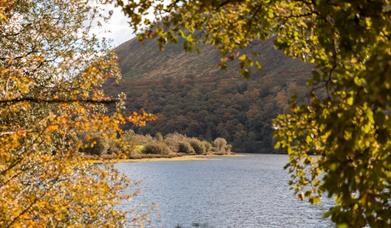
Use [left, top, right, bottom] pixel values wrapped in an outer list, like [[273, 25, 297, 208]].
[[110, 38, 313, 153], [115, 38, 311, 80]]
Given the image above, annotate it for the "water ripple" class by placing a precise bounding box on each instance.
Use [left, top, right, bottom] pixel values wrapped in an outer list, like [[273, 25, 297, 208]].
[[116, 154, 333, 228]]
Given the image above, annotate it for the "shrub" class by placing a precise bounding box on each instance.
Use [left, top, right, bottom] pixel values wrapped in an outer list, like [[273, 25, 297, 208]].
[[81, 136, 109, 156], [178, 141, 195, 154], [165, 133, 189, 142], [133, 145, 145, 154], [164, 137, 180, 152], [155, 132, 164, 141], [113, 131, 154, 155], [142, 142, 172, 155], [164, 133, 188, 152], [203, 141, 212, 154], [189, 139, 206, 155], [226, 144, 232, 153], [213, 137, 229, 153], [124, 144, 144, 157]]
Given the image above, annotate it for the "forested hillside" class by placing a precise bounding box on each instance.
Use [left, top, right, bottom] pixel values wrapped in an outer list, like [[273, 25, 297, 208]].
[[109, 38, 313, 153]]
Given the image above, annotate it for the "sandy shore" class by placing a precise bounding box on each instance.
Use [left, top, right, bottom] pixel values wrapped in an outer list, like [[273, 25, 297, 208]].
[[101, 154, 243, 163]]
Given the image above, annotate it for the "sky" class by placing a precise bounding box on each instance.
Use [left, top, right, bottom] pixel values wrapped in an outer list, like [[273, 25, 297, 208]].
[[91, 4, 135, 48], [92, 1, 171, 47]]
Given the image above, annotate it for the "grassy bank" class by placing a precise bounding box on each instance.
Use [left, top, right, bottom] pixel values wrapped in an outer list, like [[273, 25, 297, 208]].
[[86, 153, 242, 163], [82, 132, 235, 163]]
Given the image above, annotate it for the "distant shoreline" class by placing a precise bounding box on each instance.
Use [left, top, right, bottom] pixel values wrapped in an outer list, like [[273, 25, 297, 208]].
[[88, 154, 243, 163]]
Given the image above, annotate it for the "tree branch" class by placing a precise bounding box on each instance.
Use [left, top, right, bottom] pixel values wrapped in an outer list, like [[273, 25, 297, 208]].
[[0, 97, 119, 105]]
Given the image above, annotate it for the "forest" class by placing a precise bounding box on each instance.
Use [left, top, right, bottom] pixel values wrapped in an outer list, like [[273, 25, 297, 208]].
[[110, 39, 312, 153], [123, 75, 307, 153]]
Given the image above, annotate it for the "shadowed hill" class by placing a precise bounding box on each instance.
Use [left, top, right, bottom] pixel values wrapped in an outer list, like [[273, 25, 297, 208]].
[[115, 38, 310, 81], [110, 38, 313, 153]]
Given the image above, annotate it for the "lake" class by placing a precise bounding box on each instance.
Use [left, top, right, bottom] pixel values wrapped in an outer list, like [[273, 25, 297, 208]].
[[116, 154, 333, 228]]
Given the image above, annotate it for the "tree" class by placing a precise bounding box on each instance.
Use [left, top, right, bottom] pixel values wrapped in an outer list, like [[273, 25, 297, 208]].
[[213, 138, 228, 153], [0, 1, 11, 20], [0, 0, 154, 226], [111, 0, 391, 226]]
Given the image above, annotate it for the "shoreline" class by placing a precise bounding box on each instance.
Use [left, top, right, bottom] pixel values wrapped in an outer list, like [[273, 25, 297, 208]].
[[96, 154, 243, 163]]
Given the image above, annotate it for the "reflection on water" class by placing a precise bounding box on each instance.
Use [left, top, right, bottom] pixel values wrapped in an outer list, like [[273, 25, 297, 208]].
[[116, 154, 333, 228]]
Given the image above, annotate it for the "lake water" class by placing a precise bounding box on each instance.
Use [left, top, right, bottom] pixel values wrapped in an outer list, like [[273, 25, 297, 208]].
[[116, 154, 333, 228]]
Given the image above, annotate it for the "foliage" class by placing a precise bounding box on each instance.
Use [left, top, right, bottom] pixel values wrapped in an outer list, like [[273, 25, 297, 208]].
[[111, 0, 391, 226], [123, 74, 308, 153], [0, 0, 13, 21], [0, 1, 154, 226], [155, 132, 164, 141], [178, 141, 195, 154], [143, 142, 172, 155], [189, 138, 207, 155], [81, 135, 110, 156], [203, 141, 213, 154], [113, 132, 230, 156], [213, 138, 226, 151], [213, 138, 230, 154], [110, 130, 154, 157], [163, 133, 187, 152]]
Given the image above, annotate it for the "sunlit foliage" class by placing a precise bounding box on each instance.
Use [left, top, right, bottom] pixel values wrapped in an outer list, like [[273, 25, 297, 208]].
[[111, 0, 391, 226], [0, 0, 13, 22], [0, 0, 154, 226]]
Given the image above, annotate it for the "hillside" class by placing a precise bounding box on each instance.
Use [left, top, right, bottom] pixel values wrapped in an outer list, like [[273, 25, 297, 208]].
[[109, 38, 313, 153]]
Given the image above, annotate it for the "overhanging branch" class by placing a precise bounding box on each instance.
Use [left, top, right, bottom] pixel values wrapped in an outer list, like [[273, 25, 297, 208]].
[[0, 97, 119, 105]]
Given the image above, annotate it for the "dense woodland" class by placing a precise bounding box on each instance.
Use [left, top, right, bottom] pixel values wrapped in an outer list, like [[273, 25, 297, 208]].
[[123, 76, 308, 153], [110, 39, 312, 153]]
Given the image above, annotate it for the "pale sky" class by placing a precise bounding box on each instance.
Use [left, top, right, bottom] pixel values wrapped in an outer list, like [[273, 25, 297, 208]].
[[91, 1, 173, 47], [91, 4, 135, 48]]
